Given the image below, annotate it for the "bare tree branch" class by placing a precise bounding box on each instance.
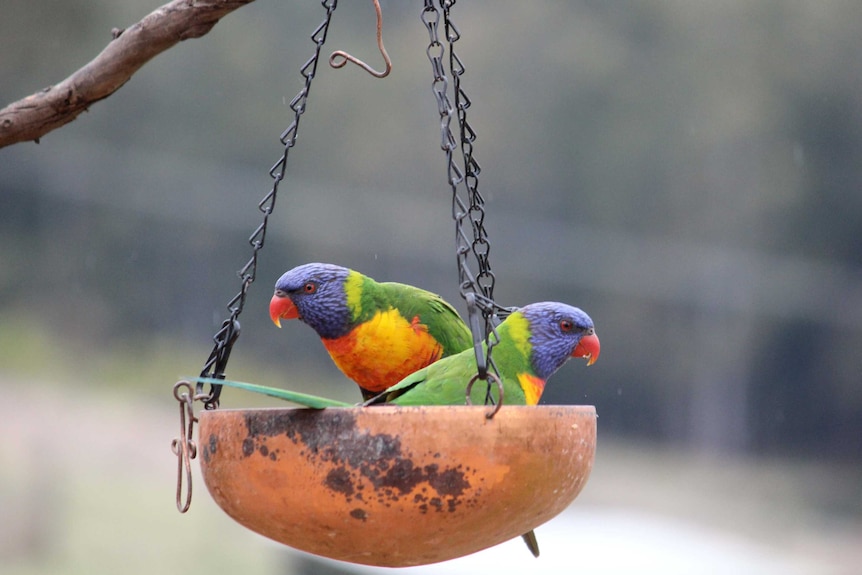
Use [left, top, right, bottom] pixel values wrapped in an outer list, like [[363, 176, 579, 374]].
[[0, 0, 255, 149]]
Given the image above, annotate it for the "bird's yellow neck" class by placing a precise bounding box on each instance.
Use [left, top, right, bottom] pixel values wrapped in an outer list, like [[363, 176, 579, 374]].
[[343, 270, 365, 322]]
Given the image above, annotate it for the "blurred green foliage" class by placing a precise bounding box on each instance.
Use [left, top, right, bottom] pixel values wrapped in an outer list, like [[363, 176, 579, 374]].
[[2, 0, 862, 461]]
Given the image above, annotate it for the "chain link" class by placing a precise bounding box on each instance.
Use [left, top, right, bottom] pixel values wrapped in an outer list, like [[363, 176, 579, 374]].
[[196, 0, 339, 410], [422, 1, 513, 406]]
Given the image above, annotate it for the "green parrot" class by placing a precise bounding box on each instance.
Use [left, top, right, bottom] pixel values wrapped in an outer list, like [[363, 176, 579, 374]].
[[365, 301, 599, 407], [269, 262, 473, 400]]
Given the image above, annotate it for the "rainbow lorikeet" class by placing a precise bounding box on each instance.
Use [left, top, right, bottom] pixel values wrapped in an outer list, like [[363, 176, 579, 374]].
[[365, 301, 599, 407], [269, 263, 473, 400]]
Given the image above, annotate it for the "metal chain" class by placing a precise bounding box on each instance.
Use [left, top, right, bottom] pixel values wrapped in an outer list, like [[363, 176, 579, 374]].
[[196, 0, 339, 410], [422, 0, 513, 413], [445, 6, 494, 304], [174, 0, 339, 514]]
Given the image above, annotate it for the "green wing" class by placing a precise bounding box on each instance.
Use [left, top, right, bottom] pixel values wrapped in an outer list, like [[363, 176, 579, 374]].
[[380, 282, 473, 356], [370, 340, 530, 407]]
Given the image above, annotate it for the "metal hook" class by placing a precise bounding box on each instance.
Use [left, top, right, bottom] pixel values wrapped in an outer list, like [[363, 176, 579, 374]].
[[465, 372, 504, 419], [329, 0, 392, 78], [171, 380, 199, 513]]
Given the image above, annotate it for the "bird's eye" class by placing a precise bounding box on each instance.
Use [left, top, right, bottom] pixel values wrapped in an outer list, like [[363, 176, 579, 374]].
[[560, 319, 574, 332], [303, 282, 317, 294]]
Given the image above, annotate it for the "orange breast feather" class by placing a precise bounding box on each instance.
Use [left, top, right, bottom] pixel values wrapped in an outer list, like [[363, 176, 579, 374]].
[[516, 373, 546, 406], [322, 309, 444, 393]]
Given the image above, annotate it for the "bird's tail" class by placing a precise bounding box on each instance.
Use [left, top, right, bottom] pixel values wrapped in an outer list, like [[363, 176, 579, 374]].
[[521, 529, 540, 558]]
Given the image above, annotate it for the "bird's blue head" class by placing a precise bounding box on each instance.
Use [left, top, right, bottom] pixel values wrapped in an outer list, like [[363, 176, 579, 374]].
[[269, 263, 354, 339], [520, 301, 600, 380]]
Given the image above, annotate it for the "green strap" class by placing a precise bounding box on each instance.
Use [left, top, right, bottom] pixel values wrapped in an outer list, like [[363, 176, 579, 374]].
[[192, 377, 353, 408]]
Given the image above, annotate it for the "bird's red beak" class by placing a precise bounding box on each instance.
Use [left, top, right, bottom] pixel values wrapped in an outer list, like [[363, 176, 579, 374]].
[[573, 332, 600, 366], [269, 293, 299, 328]]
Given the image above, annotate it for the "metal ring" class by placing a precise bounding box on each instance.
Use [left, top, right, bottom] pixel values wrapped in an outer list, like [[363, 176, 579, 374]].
[[465, 372, 504, 419]]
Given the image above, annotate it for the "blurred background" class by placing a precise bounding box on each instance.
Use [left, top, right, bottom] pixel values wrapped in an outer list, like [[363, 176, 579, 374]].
[[2, 1, 861, 573]]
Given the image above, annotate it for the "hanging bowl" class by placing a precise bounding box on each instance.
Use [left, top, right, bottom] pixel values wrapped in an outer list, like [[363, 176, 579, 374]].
[[198, 404, 596, 567]]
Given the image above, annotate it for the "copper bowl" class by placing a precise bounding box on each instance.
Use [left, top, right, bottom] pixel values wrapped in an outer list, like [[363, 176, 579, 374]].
[[199, 405, 596, 567]]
